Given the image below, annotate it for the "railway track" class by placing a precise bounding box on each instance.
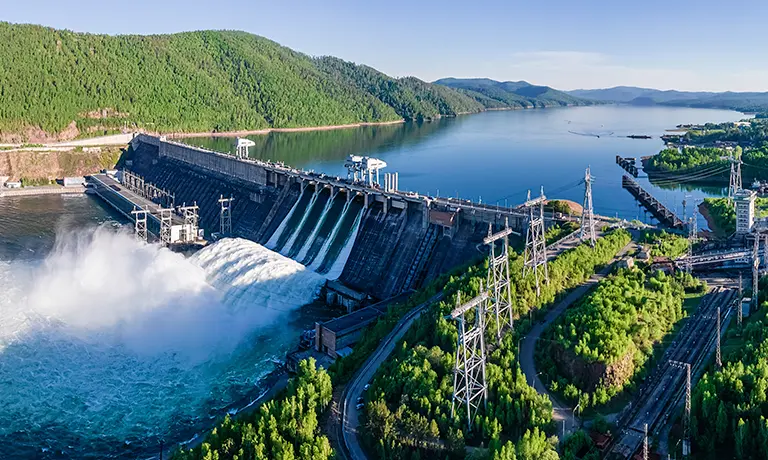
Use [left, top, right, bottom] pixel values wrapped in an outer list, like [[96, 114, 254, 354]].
[[607, 287, 737, 458]]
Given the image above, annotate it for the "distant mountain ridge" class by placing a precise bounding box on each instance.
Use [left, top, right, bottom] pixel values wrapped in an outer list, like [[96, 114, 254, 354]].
[[567, 86, 768, 112], [434, 78, 591, 109]]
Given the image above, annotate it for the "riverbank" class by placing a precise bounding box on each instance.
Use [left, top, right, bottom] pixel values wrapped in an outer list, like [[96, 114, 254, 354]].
[[163, 119, 406, 139], [0, 185, 85, 198]]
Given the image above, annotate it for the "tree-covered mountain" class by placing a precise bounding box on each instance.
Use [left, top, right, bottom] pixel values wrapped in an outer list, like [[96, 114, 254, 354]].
[[0, 22, 591, 142], [313, 57, 485, 120], [568, 86, 768, 112], [434, 77, 593, 108]]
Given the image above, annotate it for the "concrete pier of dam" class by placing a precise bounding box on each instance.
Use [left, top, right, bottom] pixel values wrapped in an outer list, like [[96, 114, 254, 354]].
[[122, 134, 572, 299]]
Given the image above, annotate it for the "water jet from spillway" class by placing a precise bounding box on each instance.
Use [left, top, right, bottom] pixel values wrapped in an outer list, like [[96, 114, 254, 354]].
[[0, 227, 324, 458]]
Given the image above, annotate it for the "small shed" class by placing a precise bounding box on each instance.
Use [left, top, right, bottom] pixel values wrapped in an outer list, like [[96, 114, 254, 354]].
[[63, 176, 85, 187], [325, 280, 367, 313]]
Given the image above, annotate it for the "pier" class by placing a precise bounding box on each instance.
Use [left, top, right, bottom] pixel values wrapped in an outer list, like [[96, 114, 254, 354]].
[[622, 175, 685, 229], [616, 155, 639, 177]]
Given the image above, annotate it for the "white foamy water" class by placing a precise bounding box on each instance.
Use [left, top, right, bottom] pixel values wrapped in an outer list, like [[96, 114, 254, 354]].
[[0, 228, 324, 458]]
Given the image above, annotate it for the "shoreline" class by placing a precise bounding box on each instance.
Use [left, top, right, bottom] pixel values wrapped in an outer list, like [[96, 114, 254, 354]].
[[163, 119, 406, 139], [0, 185, 85, 198]]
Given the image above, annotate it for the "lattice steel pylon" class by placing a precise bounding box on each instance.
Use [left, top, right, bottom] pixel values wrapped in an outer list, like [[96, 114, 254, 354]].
[[754, 234, 761, 311], [716, 306, 722, 369], [523, 187, 549, 296], [484, 219, 515, 344], [684, 362, 691, 457], [643, 423, 649, 460], [158, 206, 173, 246], [727, 154, 743, 199], [739, 272, 743, 326], [580, 166, 596, 246], [451, 290, 489, 430], [178, 202, 200, 243], [131, 207, 148, 242], [685, 216, 697, 273], [218, 195, 234, 236]]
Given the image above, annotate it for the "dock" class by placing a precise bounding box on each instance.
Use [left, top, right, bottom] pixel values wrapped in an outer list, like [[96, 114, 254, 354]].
[[0, 185, 85, 197], [622, 175, 685, 229]]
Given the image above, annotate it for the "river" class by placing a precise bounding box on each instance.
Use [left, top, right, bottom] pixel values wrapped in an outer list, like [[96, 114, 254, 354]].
[[0, 105, 744, 459]]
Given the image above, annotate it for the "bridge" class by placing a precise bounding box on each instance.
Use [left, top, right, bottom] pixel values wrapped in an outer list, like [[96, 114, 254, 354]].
[[622, 175, 685, 230], [616, 155, 639, 177]]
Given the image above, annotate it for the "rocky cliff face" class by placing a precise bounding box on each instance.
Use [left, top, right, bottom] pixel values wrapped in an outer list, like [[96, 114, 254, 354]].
[[550, 342, 636, 392], [0, 147, 121, 182]]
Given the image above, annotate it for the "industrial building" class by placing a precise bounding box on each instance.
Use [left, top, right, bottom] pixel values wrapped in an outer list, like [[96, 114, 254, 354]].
[[735, 189, 756, 234]]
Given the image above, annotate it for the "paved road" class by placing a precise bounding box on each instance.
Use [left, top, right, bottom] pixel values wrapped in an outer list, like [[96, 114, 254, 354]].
[[339, 293, 443, 460], [519, 239, 634, 437]]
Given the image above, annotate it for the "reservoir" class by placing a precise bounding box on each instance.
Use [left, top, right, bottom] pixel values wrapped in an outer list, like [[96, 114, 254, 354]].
[[0, 105, 743, 458], [183, 105, 744, 222]]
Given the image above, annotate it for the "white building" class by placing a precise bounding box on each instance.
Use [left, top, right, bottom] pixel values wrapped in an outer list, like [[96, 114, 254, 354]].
[[734, 189, 756, 234]]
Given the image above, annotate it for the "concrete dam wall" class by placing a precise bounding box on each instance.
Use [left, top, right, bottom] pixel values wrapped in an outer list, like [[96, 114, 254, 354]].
[[124, 135, 526, 299]]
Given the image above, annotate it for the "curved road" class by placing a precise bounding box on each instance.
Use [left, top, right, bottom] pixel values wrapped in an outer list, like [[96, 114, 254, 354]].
[[339, 293, 443, 460], [519, 239, 634, 437]]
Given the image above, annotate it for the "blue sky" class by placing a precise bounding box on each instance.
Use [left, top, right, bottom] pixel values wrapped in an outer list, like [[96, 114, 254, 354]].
[[4, 0, 768, 92]]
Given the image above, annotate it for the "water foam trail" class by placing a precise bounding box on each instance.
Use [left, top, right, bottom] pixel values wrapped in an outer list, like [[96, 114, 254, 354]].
[[323, 206, 365, 279], [265, 187, 305, 250], [280, 188, 320, 256], [295, 193, 336, 264], [0, 228, 323, 458], [307, 198, 352, 272]]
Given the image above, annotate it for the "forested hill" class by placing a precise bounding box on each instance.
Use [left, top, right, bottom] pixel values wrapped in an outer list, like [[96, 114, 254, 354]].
[[568, 86, 768, 112], [0, 23, 590, 143], [434, 77, 592, 109]]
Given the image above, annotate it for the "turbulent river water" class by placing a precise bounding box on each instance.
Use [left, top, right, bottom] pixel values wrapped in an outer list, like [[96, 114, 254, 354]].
[[0, 197, 329, 459], [0, 105, 748, 458]]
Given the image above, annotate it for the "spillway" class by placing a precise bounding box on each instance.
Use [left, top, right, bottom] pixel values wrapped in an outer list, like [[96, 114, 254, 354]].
[[125, 134, 531, 299], [0, 228, 325, 459]]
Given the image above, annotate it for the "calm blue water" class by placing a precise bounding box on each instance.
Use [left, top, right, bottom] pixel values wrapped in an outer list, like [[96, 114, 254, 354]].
[[184, 105, 743, 225]]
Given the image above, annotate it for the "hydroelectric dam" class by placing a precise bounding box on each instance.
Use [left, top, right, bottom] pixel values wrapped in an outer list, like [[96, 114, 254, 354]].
[[120, 134, 568, 300]]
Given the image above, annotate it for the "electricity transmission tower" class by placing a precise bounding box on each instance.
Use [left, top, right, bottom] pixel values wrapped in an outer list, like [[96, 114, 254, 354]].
[[716, 306, 722, 369], [580, 166, 596, 246], [685, 362, 691, 457], [484, 219, 516, 344], [669, 361, 692, 457], [739, 272, 743, 326], [524, 188, 548, 296], [178, 202, 200, 243], [754, 234, 761, 311], [726, 154, 743, 199], [131, 207, 148, 242], [218, 195, 234, 236], [685, 216, 697, 273], [451, 290, 489, 430], [158, 206, 172, 246], [643, 423, 649, 460]]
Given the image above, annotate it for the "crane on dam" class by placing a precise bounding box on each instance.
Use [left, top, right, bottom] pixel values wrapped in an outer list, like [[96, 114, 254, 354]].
[[345, 154, 387, 186]]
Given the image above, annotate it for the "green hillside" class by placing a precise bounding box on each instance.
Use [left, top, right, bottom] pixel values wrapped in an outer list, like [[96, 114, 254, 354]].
[[434, 77, 592, 108], [0, 23, 408, 140], [314, 57, 485, 120]]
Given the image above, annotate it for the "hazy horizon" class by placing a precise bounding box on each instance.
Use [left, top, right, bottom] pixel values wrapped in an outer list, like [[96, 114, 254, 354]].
[[4, 0, 768, 93]]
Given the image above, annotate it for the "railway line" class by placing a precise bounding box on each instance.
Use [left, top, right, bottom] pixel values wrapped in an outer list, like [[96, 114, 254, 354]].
[[608, 287, 737, 458]]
